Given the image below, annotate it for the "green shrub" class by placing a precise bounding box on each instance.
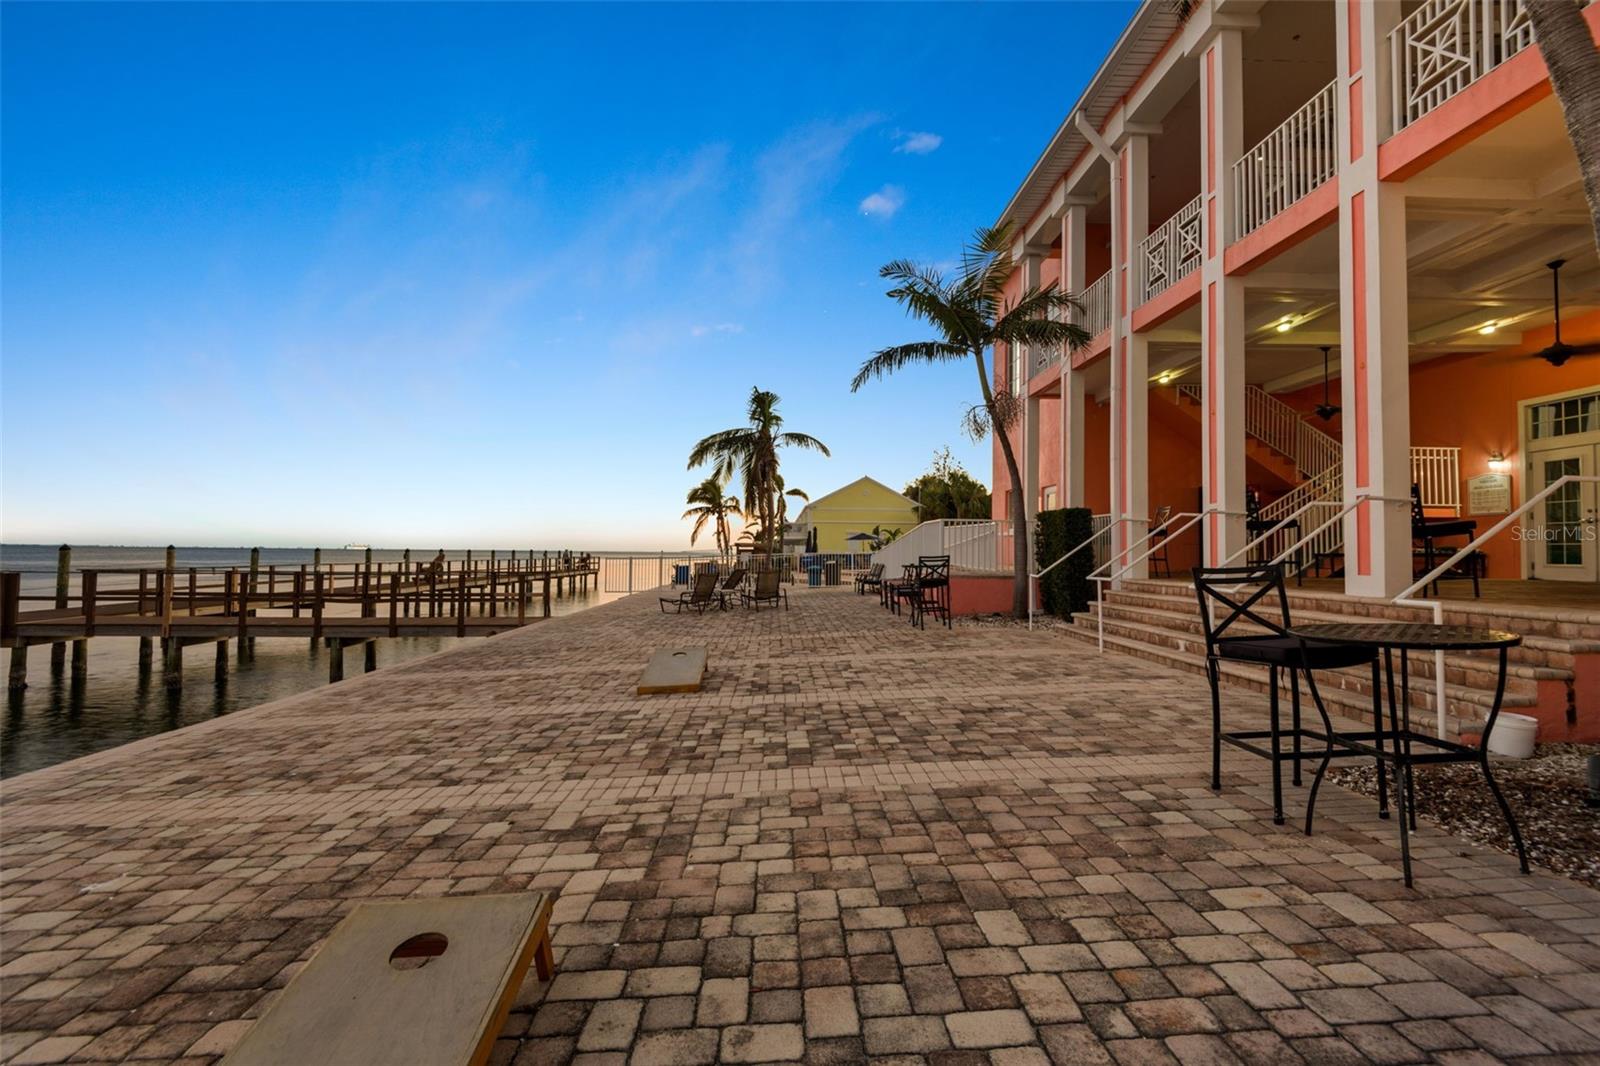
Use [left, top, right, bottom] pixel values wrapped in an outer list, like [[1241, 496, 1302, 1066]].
[[1034, 507, 1097, 619]]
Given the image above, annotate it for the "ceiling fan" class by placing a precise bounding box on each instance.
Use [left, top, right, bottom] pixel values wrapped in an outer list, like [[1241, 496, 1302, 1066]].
[[1529, 259, 1600, 367], [1314, 345, 1340, 421]]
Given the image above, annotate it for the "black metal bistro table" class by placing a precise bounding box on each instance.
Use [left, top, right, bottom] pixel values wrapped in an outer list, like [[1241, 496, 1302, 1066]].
[[1289, 622, 1528, 887]]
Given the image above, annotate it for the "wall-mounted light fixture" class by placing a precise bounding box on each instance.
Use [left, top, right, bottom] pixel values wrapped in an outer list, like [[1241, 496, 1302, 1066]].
[[1488, 451, 1508, 471]]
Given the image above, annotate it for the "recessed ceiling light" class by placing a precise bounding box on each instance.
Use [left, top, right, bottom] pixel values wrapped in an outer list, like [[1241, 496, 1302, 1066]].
[[1275, 318, 1294, 333], [1477, 321, 1497, 335]]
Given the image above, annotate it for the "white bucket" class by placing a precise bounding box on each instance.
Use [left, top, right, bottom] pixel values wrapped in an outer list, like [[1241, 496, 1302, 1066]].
[[1485, 712, 1538, 759]]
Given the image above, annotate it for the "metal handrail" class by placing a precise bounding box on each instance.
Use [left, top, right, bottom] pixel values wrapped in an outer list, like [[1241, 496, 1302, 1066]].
[[1027, 514, 1123, 630], [1393, 475, 1600, 739], [1090, 509, 1243, 652]]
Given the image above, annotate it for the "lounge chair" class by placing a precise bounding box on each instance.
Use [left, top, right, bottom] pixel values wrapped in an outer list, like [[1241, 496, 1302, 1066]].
[[741, 569, 788, 611], [716, 567, 748, 608], [661, 571, 720, 614], [854, 562, 885, 595]]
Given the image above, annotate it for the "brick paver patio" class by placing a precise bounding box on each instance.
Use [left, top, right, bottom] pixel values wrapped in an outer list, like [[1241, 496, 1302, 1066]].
[[2, 587, 1598, 1064]]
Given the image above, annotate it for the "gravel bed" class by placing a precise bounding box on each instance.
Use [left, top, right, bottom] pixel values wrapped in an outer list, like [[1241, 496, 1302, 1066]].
[[1329, 743, 1600, 889]]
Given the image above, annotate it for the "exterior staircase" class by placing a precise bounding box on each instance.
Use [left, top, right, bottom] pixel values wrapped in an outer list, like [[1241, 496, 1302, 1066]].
[[1059, 578, 1600, 742]]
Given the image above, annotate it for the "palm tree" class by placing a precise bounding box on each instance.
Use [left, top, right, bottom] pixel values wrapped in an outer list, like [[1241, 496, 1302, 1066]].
[[1525, 2, 1600, 258], [682, 477, 742, 557], [688, 388, 830, 555], [851, 222, 1088, 618]]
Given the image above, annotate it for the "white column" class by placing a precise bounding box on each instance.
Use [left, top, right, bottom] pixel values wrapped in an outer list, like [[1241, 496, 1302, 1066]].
[[1336, 0, 1412, 597], [1198, 27, 1249, 565], [1060, 206, 1088, 509], [1019, 250, 1042, 527], [1111, 133, 1150, 580]]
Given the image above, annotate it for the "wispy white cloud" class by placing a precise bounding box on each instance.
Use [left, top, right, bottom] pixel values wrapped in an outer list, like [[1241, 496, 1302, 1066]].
[[690, 322, 744, 337], [859, 185, 906, 219], [893, 131, 943, 155]]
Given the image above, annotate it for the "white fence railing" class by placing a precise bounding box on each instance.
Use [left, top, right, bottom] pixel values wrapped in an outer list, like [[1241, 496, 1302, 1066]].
[[1079, 270, 1112, 339], [871, 519, 1018, 574], [1232, 80, 1338, 241], [1137, 195, 1202, 305], [1389, 0, 1543, 131], [1411, 446, 1463, 514], [1259, 467, 1346, 571]]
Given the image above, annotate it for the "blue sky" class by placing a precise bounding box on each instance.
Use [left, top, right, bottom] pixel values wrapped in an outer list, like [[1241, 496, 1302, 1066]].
[[2, 1, 1134, 549]]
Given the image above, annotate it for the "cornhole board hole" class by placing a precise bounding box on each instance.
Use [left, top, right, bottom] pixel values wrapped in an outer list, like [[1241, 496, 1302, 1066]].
[[638, 647, 707, 694], [222, 891, 553, 1066]]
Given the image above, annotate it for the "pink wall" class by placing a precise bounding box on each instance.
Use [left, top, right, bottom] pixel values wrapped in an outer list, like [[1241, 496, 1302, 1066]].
[[1276, 310, 1600, 579]]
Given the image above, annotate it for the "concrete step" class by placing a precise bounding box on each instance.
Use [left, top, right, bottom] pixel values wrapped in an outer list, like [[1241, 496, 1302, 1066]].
[[1081, 605, 1542, 713], [1119, 578, 1600, 641], [1062, 612, 1536, 732], [1090, 599, 1570, 693]]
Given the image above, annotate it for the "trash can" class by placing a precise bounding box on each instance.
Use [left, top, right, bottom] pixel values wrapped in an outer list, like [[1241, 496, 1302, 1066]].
[[673, 564, 690, 586], [823, 560, 841, 586], [807, 565, 823, 587]]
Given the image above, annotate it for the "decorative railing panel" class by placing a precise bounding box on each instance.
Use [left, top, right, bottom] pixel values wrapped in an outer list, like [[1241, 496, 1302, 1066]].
[[1176, 384, 1341, 480], [1232, 81, 1337, 241], [1389, 0, 1548, 131], [1137, 195, 1202, 305]]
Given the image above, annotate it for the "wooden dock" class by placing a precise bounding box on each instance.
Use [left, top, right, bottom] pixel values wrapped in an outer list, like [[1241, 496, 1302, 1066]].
[[1, 551, 601, 690]]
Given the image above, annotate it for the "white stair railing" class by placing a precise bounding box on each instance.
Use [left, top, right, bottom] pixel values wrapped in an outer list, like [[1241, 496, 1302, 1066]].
[[1395, 474, 1600, 738], [1137, 195, 1202, 305], [1176, 384, 1341, 480], [1078, 270, 1112, 338], [1389, 0, 1547, 131], [1232, 80, 1338, 241]]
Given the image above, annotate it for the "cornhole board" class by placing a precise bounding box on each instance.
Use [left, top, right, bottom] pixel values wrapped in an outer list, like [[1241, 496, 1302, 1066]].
[[222, 892, 553, 1066], [638, 647, 707, 694]]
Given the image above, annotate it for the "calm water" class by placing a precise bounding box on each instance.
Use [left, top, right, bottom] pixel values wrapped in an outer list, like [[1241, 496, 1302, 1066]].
[[0, 544, 669, 779]]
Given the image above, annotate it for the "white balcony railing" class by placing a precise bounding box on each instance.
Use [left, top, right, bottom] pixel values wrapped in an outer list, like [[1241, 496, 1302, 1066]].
[[1033, 305, 1064, 375], [1137, 195, 1202, 305], [1079, 270, 1112, 339], [1389, 0, 1541, 131], [1232, 80, 1338, 241]]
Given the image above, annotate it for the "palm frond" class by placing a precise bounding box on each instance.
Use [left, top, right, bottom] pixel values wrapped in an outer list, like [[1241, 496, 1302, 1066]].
[[776, 432, 830, 455], [850, 341, 969, 391]]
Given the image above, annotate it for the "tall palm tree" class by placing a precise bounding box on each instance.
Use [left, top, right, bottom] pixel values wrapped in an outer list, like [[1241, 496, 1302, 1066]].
[[688, 387, 830, 555], [682, 477, 742, 557], [1526, 1, 1600, 259], [851, 222, 1088, 618]]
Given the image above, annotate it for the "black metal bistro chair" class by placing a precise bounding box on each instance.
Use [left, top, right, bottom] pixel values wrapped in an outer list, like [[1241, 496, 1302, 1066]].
[[896, 556, 952, 630], [1192, 564, 1385, 828], [1148, 506, 1174, 578], [1411, 484, 1481, 597]]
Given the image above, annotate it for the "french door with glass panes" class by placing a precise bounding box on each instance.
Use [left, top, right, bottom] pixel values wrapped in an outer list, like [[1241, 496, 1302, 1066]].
[[1528, 443, 1597, 582]]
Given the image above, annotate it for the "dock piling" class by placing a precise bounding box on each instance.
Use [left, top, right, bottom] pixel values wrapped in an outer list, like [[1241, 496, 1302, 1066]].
[[8, 646, 26, 692], [216, 640, 229, 683], [162, 638, 183, 690], [50, 545, 69, 676], [364, 641, 376, 673], [329, 640, 344, 683]]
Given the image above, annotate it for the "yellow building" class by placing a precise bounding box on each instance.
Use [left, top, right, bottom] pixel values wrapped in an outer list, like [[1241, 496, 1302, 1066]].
[[792, 477, 921, 554]]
